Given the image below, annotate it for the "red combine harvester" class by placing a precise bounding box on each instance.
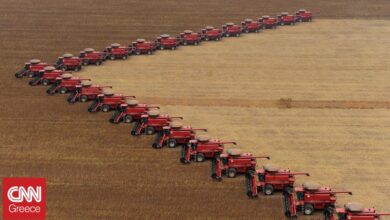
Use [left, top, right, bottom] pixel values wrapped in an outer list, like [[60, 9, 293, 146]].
[[324, 203, 390, 220], [67, 81, 112, 104], [222, 23, 242, 37], [295, 9, 313, 22], [156, 34, 180, 50], [130, 39, 156, 55], [79, 48, 104, 66], [180, 134, 236, 163], [88, 89, 135, 113], [211, 149, 270, 181], [241, 19, 261, 33], [103, 43, 129, 60], [29, 66, 63, 86], [110, 99, 159, 124], [54, 53, 82, 71], [245, 164, 309, 197], [46, 73, 90, 95], [179, 30, 202, 46], [277, 12, 296, 26], [131, 110, 183, 136], [152, 121, 207, 148], [258, 16, 278, 29], [201, 26, 223, 41], [15, 59, 48, 78], [283, 182, 352, 218]]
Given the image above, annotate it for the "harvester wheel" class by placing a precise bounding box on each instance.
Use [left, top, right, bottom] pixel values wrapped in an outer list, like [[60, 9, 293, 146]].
[[245, 29, 249, 33], [171, 46, 176, 50], [102, 105, 110, 112], [227, 168, 237, 178], [147, 50, 152, 55], [146, 126, 155, 135], [124, 115, 133, 123], [82, 61, 89, 66], [95, 61, 102, 65], [263, 184, 274, 195], [136, 51, 141, 55], [122, 55, 128, 60], [325, 206, 335, 216], [196, 153, 205, 162], [262, 26, 266, 30], [216, 37, 220, 41], [194, 41, 199, 46], [110, 55, 115, 60], [28, 72, 35, 78], [225, 33, 230, 37], [61, 66, 67, 71], [160, 46, 164, 50], [236, 33, 240, 37], [291, 22, 295, 26], [42, 79, 50, 86], [281, 22, 285, 26], [167, 139, 177, 148], [303, 204, 314, 215], [183, 41, 187, 46], [74, 66, 80, 71], [59, 87, 67, 94], [255, 29, 260, 33], [80, 95, 88, 103]]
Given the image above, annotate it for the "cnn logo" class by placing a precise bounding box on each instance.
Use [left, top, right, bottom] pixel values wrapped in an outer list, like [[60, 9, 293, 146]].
[[3, 177, 46, 220], [7, 186, 42, 203]]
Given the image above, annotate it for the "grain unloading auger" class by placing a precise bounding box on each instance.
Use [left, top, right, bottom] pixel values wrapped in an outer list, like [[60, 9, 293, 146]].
[[211, 149, 270, 181], [245, 164, 309, 197], [152, 121, 207, 149], [180, 134, 236, 164], [324, 202, 390, 220], [283, 182, 352, 218]]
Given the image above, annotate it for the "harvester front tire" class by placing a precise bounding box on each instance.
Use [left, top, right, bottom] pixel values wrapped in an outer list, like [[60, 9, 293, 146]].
[[146, 126, 155, 135], [80, 95, 88, 103], [59, 87, 67, 94], [227, 168, 237, 178], [102, 105, 110, 112], [303, 204, 314, 215], [264, 184, 274, 195], [28, 72, 35, 78], [42, 79, 49, 86], [124, 115, 133, 123], [167, 139, 177, 148], [196, 153, 205, 162]]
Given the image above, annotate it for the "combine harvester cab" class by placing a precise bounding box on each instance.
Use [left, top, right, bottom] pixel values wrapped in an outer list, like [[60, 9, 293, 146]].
[[110, 100, 160, 124], [277, 12, 296, 26], [222, 23, 242, 37], [15, 59, 48, 78], [67, 81, 112, 104], [131, 39, 156, 55], [46, 73, 90, 95], [324, 202, 390, 220], [258, 16, 278, 29], [104, 43, 129, 60], [29, 66, 63, 86], [245, 164, 309, 197], [241, 19, 261, 33], [131, 110, 183, 136], [152, 121, 207, 149], [88, 89, 135, 113], [283, 182, 352, 218], [55, 53, 82, 72], [295, 9, 313, 22], [156, 34, 180, 50], [201, 26, 223, 41], [79, 48, 104, 66], [180, 134, 236, 164], [211, 149, 270, 181], [179, 30, 202, 46]]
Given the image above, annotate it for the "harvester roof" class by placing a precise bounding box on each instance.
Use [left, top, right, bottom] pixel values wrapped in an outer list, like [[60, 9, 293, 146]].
[[170, 121, 183, 129], [103, 89, 114, 96], [196, 134, 210, 142], [81, 80, 92, 87], [160, 34, 170, 38], [44, 66, 56, 71], [84, 48, 95, 53], [302, 181, 321, 191], [126, 99, 139, 106], [148, 110, 160, 117], [263, 164, 280, 172], [111, 43, 120, 48], [61, 73, 72, 79], [30, 59, 41, 64], [184, 30, 193, 34], [345, 202, 364, 212], [63, 53, 73, 58], [136, 39, 145, 43], [227, 149, 241, 156]]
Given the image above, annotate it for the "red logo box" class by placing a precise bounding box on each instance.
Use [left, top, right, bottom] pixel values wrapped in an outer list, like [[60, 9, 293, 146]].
[[3, 177, 46, 220]]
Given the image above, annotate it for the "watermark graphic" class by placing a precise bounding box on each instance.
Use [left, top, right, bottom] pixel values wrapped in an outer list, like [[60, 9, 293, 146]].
[[3, 177, 46, 220]]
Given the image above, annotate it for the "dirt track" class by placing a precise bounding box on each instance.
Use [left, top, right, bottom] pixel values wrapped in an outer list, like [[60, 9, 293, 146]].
[[1, 0, 390, 219]]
